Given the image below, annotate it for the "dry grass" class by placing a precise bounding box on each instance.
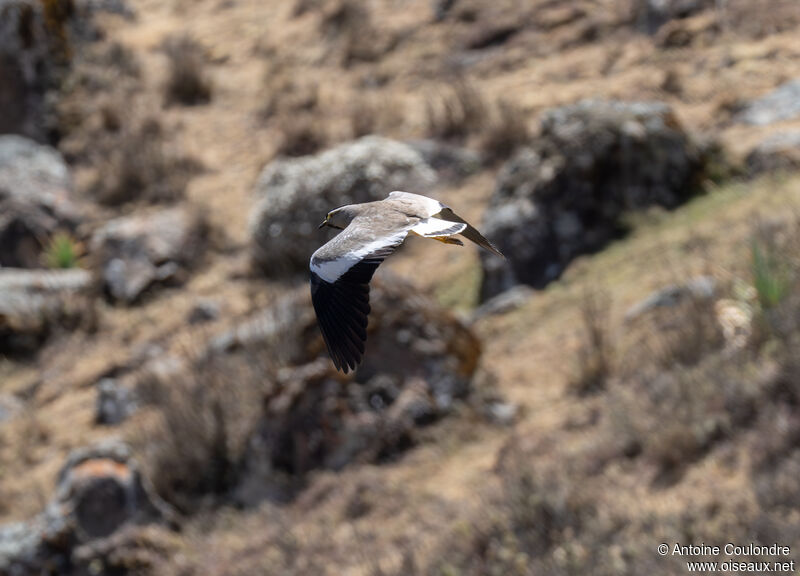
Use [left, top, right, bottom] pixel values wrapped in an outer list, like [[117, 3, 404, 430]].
[[95, 117, 201, 205], [163, 35, 212, 106], [479, 99, 530, 163], [260, 63, 320, 120], [133, 351, 265, 512], [425, 80, 488, 141], [570, 289, 614, 395], [275, 115, 328, 157], [321, 0, 391, 66]]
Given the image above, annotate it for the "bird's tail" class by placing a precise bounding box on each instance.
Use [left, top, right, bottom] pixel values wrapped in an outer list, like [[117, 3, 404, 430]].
[[436, 208, 505, 259]]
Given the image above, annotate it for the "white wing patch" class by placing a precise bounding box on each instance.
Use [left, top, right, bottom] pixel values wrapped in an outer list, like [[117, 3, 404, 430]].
[[410, 218, 466, 238], [310, 229, 409, 283], [388, 191, 444, 218]]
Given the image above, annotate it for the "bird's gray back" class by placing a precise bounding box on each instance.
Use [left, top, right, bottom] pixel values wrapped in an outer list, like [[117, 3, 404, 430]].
[[312, 206, 418, 262]]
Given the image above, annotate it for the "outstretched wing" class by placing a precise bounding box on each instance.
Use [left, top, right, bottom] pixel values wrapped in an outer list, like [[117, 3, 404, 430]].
[[309, 218, 410, 373]]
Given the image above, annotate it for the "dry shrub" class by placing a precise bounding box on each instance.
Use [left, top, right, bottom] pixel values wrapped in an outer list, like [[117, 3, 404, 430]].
[[135, 351, 265, 512], [292, 0, 322, 17], [350, 93, 405, 139], [56, 41, 142, 161], [260, 64, 320, 120], [321, 0, 390, 65], [570, 289, 614, 395], [350, 97, 379, 138], [480, 99, 530, 163], [102, 41, 141, 79], [275, 115, 328, 157], [425, 444, 603, 576], [609, 349, 770, 484], [163, 35, 212, 106], [622, 290, 725, 375], [425, 79, 488, 141], [96, 117, 201, 205]]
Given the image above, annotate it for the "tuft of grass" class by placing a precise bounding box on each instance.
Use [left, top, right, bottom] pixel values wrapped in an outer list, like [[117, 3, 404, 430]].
[[425, 79, 487, 141], [163, 35, 212, 106], [97, 117, 200, 205], [751, 235, 789, 311], [321, 0, 389, 65], [134, 351, 264, 512], [480, 99, 530, 163], [276, 115, 328, 157], [570, 289, 614, 394], [42, 232, 83, 269]]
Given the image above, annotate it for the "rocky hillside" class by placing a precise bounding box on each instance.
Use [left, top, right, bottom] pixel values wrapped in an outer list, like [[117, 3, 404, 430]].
[[1, 0, 800, 574]]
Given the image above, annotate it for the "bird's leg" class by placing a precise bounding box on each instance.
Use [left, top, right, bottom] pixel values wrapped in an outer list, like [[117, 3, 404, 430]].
[[432, 236, 464, 246]]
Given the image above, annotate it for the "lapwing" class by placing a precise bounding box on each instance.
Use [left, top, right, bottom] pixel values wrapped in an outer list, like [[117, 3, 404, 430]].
[[311, 191, 503, 373]]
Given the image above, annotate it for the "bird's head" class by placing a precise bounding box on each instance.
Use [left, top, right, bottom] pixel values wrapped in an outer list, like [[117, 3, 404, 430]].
[[319, 205, 358, 230]]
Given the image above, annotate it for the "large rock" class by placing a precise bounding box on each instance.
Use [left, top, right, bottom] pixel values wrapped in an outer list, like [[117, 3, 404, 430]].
[[0, 441, 174, 575], [205, 277, 481, 502], [249, 136, 436, 276], [0, 268, 92, 353], [735, 80, 800, 126], [480, 100, 710, 299], [746, 132, 800, 176], [0, 136, 82, 268], [95, 378, 138, 426], [90, 206, 207, 303]]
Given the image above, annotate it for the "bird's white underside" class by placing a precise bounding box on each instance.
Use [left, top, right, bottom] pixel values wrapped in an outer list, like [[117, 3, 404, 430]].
[[410, 218, 466, 237], [310, 191, 453, 283], [309, 217, 464, 283], [310, 229, 409, 283]]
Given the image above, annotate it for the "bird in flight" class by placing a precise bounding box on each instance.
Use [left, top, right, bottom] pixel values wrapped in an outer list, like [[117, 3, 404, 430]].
[[310, 191, 504, 373]]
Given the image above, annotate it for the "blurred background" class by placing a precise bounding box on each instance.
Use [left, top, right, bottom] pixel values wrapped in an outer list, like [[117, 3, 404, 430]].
[[1, 0, 799, 574]]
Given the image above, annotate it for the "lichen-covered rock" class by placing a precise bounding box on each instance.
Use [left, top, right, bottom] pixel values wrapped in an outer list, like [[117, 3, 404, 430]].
[[0, 136, 83, 268], [0, 441, 174, 575], [249, 136, 436, 276], [735, 80, 800, 126], [746, 132, 800, 176], [480, 100, 710, 300], [209, 277, 480, 499], [407, 139, 481, 183], [0, 268, 92, 353], [95, 378, 138, 426], [90, 206, 207, 303], [624, 276, 716, 322]]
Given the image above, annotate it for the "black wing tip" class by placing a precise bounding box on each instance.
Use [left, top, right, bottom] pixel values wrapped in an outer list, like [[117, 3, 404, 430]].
[[311, 266, 376, 375]]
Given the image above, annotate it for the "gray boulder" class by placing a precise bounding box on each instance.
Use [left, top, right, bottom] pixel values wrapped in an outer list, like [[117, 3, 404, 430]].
[[90, 206, 207, 303], [624, 276, 716, 322], [95, 378, 138, 426], [249, 136, 436, 276], [0, 268, 92, 353], [480, 100, 710, 300], [746, 131, 800, 175], [210, 278, 481, 502], [735, 80, 800, 126], [407, 139, 481, 183], [0, 136, 82, 268]]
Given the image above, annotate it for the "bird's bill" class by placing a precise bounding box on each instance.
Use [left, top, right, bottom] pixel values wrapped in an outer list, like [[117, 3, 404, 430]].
[[318, 219, 328, 229]]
